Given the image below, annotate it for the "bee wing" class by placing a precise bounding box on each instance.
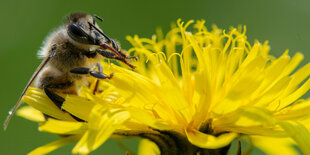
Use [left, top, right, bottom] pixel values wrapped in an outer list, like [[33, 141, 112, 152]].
[[3, 53, 53, 130]]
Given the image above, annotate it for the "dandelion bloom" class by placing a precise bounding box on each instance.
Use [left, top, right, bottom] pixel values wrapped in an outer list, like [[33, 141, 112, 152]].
[[19, 19, 310, 155]]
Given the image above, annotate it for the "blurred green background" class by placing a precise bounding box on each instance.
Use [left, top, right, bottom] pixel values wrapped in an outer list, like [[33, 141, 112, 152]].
[[0, 0, 309, 154]]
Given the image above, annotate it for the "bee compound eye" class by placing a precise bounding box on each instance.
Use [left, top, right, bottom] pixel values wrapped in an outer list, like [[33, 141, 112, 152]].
[[68, 24, 87, 38], [67, 23, 95, 44]]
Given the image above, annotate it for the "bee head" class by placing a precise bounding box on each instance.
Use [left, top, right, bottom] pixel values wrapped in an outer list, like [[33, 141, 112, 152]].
[[66, 13, 105, 45]]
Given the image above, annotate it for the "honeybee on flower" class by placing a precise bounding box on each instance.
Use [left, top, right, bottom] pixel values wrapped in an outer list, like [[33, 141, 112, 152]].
[[18, 19, 310, 155]]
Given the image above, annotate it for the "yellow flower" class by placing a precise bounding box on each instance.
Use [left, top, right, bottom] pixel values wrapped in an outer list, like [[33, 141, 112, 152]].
[[19, 19, 310, 155]]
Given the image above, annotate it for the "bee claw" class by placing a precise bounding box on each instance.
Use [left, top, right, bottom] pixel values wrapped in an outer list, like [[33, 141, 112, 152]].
[[108, 73, 114, 79], [89, 71, 110, 79], [127, 56, 138, 61]]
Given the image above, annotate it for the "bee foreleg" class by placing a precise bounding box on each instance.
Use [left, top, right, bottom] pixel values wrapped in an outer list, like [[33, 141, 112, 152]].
[[96, 49, 116, 59], [110, 39, 120, 52], [96, 48, 137, 69]]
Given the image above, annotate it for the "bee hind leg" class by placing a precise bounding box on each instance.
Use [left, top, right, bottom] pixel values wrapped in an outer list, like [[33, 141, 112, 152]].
[[110, 39, 120, 52], [38, 67, 85, 121], [43, 85, 85, 122], [44, 87, 65, 109]]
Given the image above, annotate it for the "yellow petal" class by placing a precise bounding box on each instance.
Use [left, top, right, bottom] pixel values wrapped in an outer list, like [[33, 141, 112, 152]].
[[269, 63, 310, 110], [72, 105, 130, 154], [110, 66, 187, 125], [156, 62, 192, 123], [185, 128, 237, 149], [278, 78, 310, 110], [283, 63, 310, 97], [39, 119, 88, 135], [138, 139, 160, 155], [212, 55, 267, 114], [252, 51, 290, 96], [28, 135, 80, 155], [213, 107, 276, 127], [62, 95, 96, 121], [127, 108, 173, 130], [278, 121, 310, 155], [276, 99, 310, 120], [281, 52, 303, 76], [251, 136, 298, 155], [16, 106, 45, 122], [216, 126, 286, 137], [254, 76, 291, 107]]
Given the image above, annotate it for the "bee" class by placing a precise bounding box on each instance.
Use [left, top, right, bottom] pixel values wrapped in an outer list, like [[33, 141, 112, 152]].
[[4, 12, 136, 130]]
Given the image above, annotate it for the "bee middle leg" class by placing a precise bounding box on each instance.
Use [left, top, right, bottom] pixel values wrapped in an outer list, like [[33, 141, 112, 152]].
[[70, 67, 113, 79], [70, 64, 113, 94], [92, 63, 102, 95]]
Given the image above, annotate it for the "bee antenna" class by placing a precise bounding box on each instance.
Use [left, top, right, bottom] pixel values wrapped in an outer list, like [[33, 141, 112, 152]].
[[95, 15, 103, 21], [88, 22, 112, 42], [92, 14, 103, 24]]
